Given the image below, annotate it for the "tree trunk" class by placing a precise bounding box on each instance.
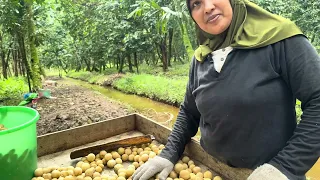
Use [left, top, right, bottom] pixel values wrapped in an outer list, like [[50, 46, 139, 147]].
[[0, 38, 7, 79], [13, 50, 19, 77], [17, 49, 24, 76], [91, 60, 99, 72], [127, 54, 133, 73], [5, 48, 12, 77], [134, 52, 139, 74], [17, 31, 32, 92], [73, 44, 82, 71], [115, 58, 119, 69], [84, 58, 91, 71], [168, 28, 173, 67], [118, 54, 124, 73], [26, 2, 41, 90], [159, 36, 168, 72]]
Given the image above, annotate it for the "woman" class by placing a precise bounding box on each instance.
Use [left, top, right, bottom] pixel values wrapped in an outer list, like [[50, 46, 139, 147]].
[[133, 0, 320, 179]]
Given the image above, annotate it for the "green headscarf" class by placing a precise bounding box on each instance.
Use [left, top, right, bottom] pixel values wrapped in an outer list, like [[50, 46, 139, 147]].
[[190, 0, 303, 62]]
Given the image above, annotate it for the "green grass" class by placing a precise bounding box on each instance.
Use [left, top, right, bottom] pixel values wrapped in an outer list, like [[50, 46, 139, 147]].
[[45, 68, 67, 77], [112, 73, 188, 105], [138, 62, 190, 78], [0, 77, 28, 105], [66, 71, 108, 85]]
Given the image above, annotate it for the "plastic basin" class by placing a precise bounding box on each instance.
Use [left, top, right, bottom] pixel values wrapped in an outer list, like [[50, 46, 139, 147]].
[[0, 106, 40, 180]]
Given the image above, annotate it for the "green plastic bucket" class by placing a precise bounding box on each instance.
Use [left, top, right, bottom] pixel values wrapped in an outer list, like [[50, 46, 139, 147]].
[[0, 106, 40, 180]]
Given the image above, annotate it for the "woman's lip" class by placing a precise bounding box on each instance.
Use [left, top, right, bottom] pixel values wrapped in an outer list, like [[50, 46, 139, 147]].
[[207, 14, 220, 23]]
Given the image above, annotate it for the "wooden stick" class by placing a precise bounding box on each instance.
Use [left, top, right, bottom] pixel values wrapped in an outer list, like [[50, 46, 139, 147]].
[[70, 134, 155, 159]]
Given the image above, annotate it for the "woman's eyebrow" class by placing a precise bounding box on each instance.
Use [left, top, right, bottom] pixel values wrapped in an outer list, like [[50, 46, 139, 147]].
[[189, 0, 196, 4]]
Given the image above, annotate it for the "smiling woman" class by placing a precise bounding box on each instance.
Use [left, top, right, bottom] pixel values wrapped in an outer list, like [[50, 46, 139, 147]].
[[189, 0, 233, 35], [132, 0, 320, 180]]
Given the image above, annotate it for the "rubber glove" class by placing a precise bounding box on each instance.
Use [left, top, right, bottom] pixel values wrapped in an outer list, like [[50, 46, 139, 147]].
[[247, 164, 288, 180], [132, 156, 174, 180]]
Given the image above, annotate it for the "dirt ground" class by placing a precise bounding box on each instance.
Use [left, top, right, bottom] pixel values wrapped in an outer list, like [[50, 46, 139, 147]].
[[35, 77, 133, 136]]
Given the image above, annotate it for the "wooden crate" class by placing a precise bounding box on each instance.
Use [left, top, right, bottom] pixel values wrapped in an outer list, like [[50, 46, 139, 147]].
[[37, 114, 252, 180]]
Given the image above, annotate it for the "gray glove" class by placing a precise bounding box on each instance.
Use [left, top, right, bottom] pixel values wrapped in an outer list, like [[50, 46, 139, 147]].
[[132, 156, 174, 180], [247, 164, 288, 180]]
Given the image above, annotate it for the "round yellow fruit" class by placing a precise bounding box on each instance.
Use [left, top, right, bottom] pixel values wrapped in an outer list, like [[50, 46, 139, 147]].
[[149, 152, 157, 158], [188, 160, 194, 166], [140, 154, 149, 162], [111, 151, 120, 159], [43, 173, 52, 179], [87, 153, 96, 162], [122, 154, 129, 161], [118, 148, 125, 155], [34, 168, 44, 177], [203, 171, 213, 179], [93, 172, 101, 178], [182, 156, 190, 163], [192, 166, 201, 174], [115, 158, 123, 164], [128, 154, 135, 161], [95, 166, 103, 173], [169, 171, 178, 178], [74, 167, 83, 176], [85, 167, 95, 177], [174, 163, 184, 174], [107, 160, 117, 168], [125, 148, 132, 155], [100, 150, 107, 157], [126, 168, 135, 178], [51, 170, 61, 178], [82, 163, 91, 172], [179, 170, 190, 180], [104, 153, 113, 161], [114, 164, 124, 173]]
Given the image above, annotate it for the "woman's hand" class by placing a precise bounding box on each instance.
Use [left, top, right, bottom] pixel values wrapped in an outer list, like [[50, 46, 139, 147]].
[[247, 164, 288, 180], [132, 156, 174, 180]]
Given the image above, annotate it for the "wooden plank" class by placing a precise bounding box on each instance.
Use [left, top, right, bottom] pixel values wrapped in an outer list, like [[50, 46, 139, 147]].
[[134, 114, 252, 180], [135, 113, 172, 144], [37, 114, 136, 156]]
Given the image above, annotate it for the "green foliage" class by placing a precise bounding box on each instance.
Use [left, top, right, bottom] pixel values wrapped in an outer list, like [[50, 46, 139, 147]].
[[113, 73, 187, 105], [0, 77, 28, 103], [296, 100, 302, 123], [138, 62, 190, 77], [252, 0, 320, 52], [67, 71, 106, 85], [67, 71, 96, 81]]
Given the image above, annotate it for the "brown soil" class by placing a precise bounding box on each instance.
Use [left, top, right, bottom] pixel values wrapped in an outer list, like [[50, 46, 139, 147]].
[[35, 77, 133, 136]]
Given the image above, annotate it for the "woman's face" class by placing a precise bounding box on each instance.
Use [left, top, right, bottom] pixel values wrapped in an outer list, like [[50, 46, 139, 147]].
[[190, 0, 233, 35]]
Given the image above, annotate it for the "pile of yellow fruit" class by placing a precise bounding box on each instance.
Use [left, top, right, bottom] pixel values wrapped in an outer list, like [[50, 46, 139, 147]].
[[32, 143, 223, 180]]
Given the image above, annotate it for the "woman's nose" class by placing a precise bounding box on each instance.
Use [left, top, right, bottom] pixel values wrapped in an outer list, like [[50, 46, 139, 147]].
[[204, 0, 216, 13]]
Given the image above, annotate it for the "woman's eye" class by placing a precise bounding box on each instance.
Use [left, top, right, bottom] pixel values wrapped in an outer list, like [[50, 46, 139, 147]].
[[192, 1, 201, 8]]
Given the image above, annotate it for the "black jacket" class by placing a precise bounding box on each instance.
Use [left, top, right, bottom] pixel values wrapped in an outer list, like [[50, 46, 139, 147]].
[[160, 35, 320, 180]]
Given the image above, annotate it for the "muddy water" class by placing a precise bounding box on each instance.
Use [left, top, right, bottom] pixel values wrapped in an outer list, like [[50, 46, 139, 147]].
[[65, 78, 319, 180], [64, 78, 180, 126]]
